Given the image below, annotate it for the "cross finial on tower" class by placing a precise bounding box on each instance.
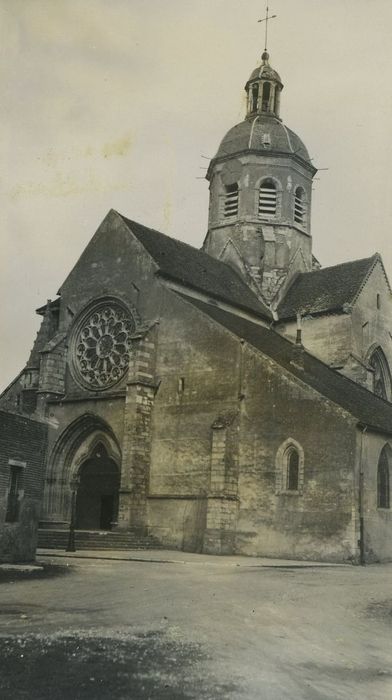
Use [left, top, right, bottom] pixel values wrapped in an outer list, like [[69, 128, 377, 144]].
[[258, 4, 277, 52]]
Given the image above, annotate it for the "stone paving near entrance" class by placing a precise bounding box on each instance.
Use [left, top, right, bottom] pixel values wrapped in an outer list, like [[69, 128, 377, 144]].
[[37, 547, 347, 567]]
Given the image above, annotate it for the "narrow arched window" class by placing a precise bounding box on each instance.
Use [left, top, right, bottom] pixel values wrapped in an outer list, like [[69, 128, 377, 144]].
[[286, 448, 299, 491], [262, 81, 271, 111], [259, 180, 277, 218], [224, 183, 239, 218], [252, 84, 259, 112], [377, 447, 390, 509], [275, 439, 304, 495], [369, 347, 391, 401], [294, 187, 305, 225]]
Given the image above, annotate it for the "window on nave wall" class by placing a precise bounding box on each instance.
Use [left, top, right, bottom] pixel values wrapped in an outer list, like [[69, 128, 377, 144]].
[[369, 347, 391, 401], [377, 445, 391, 509], [286, 448, 299, 491], [275, 439, 304, 495]]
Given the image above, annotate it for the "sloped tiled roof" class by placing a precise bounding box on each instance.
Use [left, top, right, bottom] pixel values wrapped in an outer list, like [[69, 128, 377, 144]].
[[278, 255, 378, 320], [119, 214, 272, 320], [183, 296, 392, 435]]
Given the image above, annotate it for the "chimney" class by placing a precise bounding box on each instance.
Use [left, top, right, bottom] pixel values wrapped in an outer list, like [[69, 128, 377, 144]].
[[291, 312, 304, 370]]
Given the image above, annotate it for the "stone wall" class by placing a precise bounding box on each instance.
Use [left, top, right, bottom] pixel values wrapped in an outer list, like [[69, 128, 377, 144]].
[[236, 344, 358, 562], [145, 293, 359, 561], [351, 261, 392, 391], [277, 259, 392, 395], [361, 430, 392, 563], [278, 313, 353, 368], [0, 410, 47, 562]]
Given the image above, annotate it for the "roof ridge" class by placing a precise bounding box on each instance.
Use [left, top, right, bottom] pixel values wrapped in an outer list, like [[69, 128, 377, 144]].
[[185, 297, 392, 433], [117, 211, 272, 320], [119, 212, 238, 269], [300, 254, 377, 277]]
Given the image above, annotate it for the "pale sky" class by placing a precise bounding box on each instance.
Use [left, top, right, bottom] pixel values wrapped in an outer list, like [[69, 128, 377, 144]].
[[1, 0, 392, 390]]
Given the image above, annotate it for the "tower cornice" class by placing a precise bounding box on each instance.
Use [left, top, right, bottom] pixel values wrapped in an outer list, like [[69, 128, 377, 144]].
[[206, 149, 317, 181]]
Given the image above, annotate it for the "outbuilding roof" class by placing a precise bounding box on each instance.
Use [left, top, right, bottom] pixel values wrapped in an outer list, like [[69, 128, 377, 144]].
[[184, 296, 392, 436], [277, 255, 380, 320], [119, 214, 272, 320]]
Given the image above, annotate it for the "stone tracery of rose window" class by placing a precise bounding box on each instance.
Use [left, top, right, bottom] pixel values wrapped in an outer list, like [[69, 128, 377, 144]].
[[74, 303, 135, 389]]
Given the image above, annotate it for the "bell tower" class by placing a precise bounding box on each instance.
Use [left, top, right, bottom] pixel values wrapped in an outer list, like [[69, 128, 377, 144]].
[[202, 50, 317, 303]]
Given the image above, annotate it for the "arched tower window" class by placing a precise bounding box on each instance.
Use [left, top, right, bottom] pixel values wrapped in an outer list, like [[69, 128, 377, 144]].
[[286, 448, 299, 491], [251, 83, 259, 112], [262, 81, 271, 111], [377, 445, 391, 509], [369, 347, 391, 401], [224, 183, 239, 218], [259, 179, 277, 218], [294, 187, 306, 225]]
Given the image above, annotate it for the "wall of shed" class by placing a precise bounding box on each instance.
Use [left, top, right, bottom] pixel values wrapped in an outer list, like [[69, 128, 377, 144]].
[[0, 410, 47, 562]]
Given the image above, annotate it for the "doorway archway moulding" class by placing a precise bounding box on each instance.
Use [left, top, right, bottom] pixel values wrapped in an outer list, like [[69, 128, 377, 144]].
[[44, 413, 122, 521]]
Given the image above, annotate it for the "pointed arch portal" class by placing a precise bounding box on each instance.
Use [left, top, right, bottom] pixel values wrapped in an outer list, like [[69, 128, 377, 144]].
[[75, 442, 120, 530], [43, 413, 122, 530]]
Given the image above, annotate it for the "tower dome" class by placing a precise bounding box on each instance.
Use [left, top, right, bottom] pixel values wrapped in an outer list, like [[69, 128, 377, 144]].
[[214, 119, 312, 166], [203, 52, 317, 303]]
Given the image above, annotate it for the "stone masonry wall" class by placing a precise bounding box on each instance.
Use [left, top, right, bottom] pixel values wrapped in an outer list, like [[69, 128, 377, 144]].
[[236, 344, 358, 562]]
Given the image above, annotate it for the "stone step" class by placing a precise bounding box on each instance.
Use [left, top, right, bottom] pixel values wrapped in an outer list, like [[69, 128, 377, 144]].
[[37, 529, 163, 551]]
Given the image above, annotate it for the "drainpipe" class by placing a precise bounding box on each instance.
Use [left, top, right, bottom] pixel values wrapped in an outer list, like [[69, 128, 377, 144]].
[[358, 425, 367, 566]]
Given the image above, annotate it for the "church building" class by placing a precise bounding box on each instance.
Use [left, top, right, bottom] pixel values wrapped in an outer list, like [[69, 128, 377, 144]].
[[2, 48, 392, 563]]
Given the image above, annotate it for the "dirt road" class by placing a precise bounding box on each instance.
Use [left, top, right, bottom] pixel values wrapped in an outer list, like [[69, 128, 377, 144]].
[[0, 555, 391, 699]]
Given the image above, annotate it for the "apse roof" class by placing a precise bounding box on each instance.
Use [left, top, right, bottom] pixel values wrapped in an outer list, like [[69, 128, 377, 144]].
[[278, 255, 382, 320], [119, 214, 272, 320], [184, 296, 392, 436]]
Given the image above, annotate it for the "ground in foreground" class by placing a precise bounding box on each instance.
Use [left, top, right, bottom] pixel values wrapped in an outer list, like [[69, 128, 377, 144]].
[[0, 555, 392, 699]]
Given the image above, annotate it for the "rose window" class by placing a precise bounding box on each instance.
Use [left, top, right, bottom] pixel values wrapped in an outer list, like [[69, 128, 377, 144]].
[[74, 303, 135, 389]]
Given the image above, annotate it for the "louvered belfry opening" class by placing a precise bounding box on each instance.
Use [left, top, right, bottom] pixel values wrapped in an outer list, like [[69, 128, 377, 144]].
[[294, 187, 305, 224], [224, 183, 239, 218], [259, 180, 277, 218], [262, 81, 271, 111]]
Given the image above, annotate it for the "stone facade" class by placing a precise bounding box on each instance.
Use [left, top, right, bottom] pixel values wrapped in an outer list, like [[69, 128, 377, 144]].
[[1, 48, 392, 565]]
